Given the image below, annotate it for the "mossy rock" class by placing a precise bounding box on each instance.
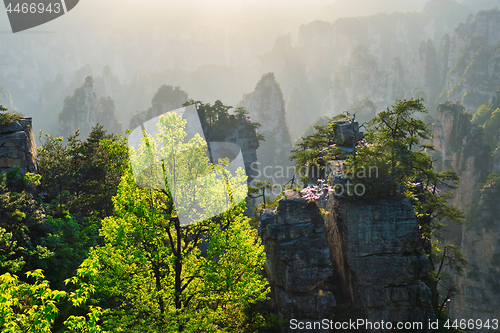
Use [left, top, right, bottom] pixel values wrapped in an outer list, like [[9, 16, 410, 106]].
[[0, 111, 21, 126]]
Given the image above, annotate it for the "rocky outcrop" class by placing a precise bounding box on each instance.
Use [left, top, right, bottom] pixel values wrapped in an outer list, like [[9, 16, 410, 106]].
[[260, 189, 434, 332], [299, 0, 473, 80], [213, 118, 260, 182], [0, 117, 37, 176], [129, 85, 189, 130], [405, 39, 439, 103], [452, 185, 500, 325], [325, 195, 434, 329], [432, 102, 500, 323], [432, 102, 491, 209], [59, 76, 123, 139], [259, 190, 336, 332], [238, 73, 293, 184]]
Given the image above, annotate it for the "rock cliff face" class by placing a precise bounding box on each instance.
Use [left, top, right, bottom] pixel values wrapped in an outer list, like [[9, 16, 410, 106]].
[[260, 190, 336, 332], [320, 8, 500, 119], [238, 73, 293, 184], [328, 47, 405, 115], [0, 117, 37, 176], [212, 118, 260, 182], [440, 9, 500, 112], [406, 40, 439, 102], [297, 0, 475, 86], [452, 185, 500, 324], [260, 190, 434, 332], [432, 103, 490, 209], [285, 86, 308, 142], [432, 102, 500, 323], [325, 196, 434, 329]]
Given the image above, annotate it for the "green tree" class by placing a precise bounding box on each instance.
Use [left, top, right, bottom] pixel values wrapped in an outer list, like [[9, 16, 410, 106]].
[[0, 168, 99, 292], [363, 98, 431, 186], [346, 99, 466, 320], [82, 111, 269, 332], [0, 171, 48, 276], [183, 100, 264, 143], [290, 113, 351, 185], [37, 125, 129, 219], [0, 105, 21, 125], [290, 99, 467, 323]]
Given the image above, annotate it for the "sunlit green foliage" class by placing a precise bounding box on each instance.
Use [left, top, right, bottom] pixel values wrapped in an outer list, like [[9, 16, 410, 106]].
[[348, 99, 431, 186], [0, 267, 106, 333], [290, 113, 350, 185], [184, 100, 264, 143], [81, 111, 269, 332], [0, 105, 21, 125], [348, 99, 466, 315], [0, 169, 99, 292]]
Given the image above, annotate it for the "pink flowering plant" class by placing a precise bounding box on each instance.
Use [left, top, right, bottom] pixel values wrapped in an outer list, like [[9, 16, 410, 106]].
[[300, 179, 334, 202], [480, 173, 500, 192], [409, 181, 441, 195]]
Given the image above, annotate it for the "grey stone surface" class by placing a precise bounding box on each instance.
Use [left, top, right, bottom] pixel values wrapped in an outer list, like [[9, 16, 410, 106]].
[[259, 190, 336, 329], [325, 196, 434, 331], [260, 190, 434, 332], [238, 72, 293, 184], [0, 117, 37, 175], [432, 103, 500, 326]]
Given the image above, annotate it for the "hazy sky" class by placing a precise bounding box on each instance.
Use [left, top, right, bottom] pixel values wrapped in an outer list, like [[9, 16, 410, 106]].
[[0, 0, 333, 32]]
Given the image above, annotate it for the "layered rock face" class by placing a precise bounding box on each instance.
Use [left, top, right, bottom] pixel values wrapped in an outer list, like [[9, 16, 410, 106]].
[[0, 117, 37, 176], [238, 73, 293, 184], [298, 1, 467, 78], [325, 196, 434, 329], [452, 185, 500, 326], [432, 102, 500, 323], [259, 190, 336, 332], [260, 190, 434, 332], [432, 103, 491, 208]]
